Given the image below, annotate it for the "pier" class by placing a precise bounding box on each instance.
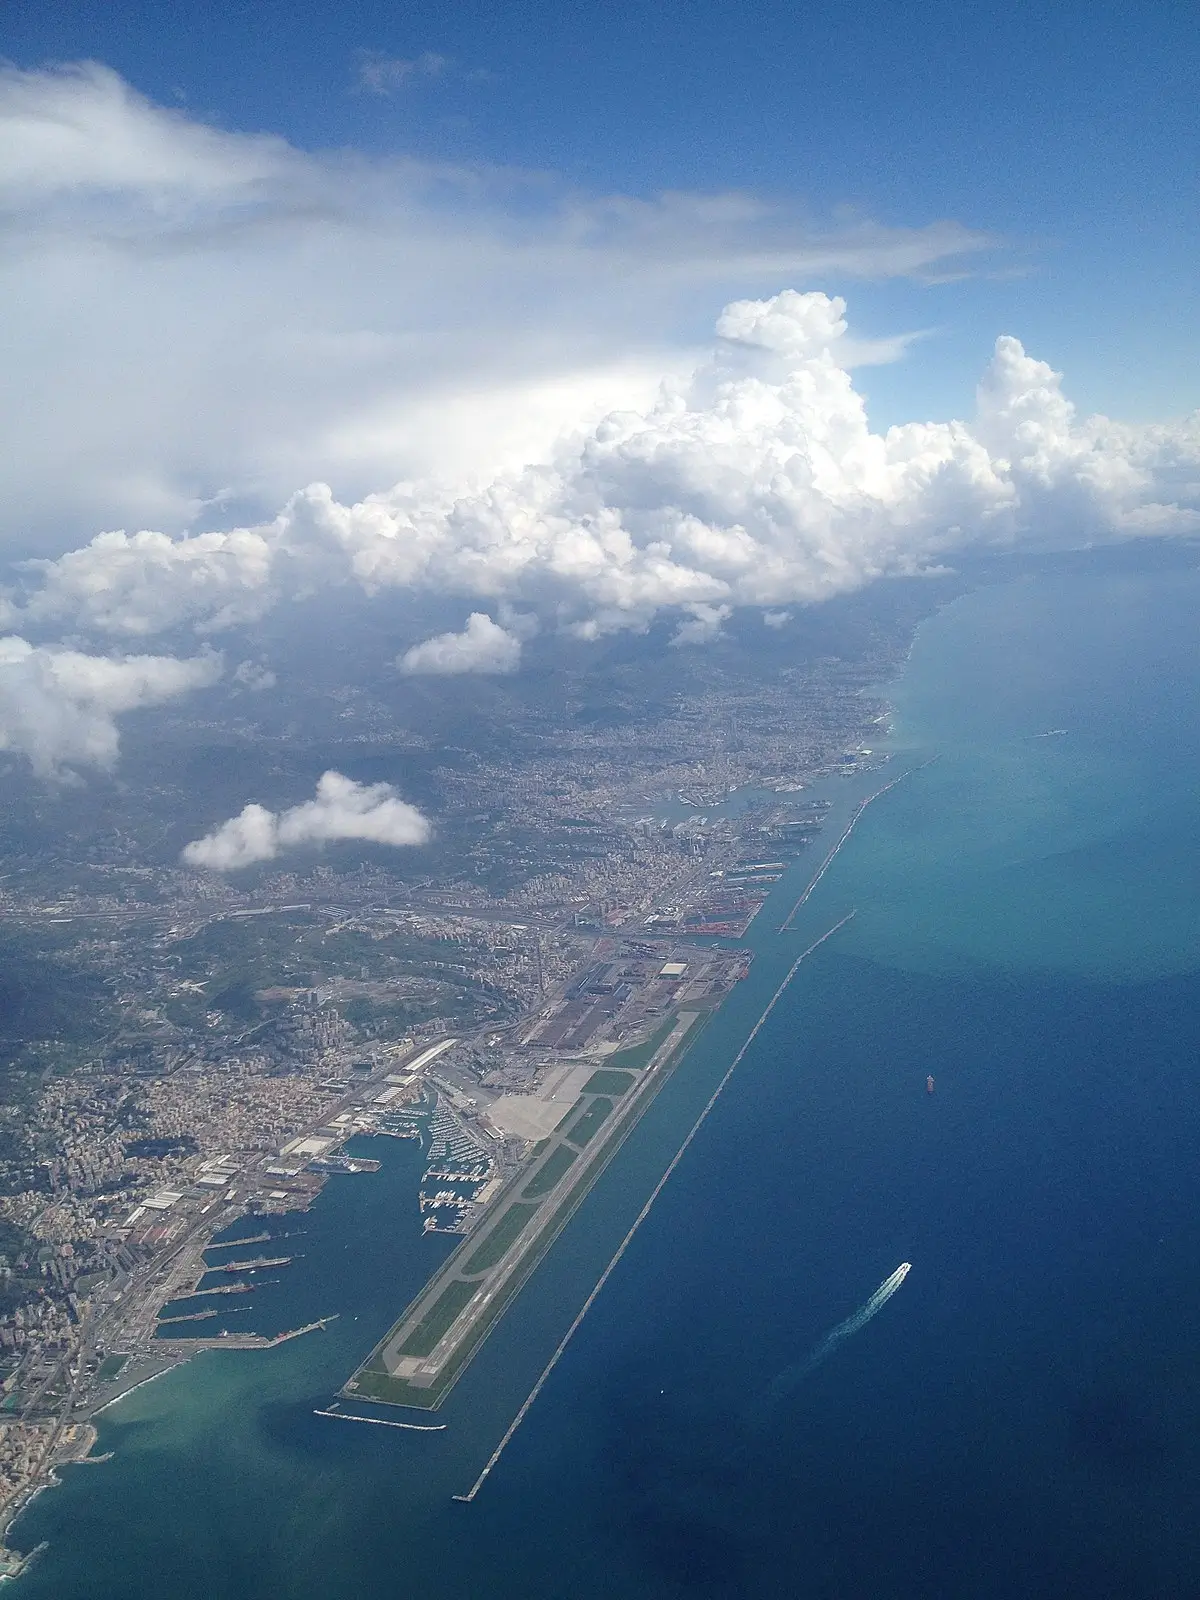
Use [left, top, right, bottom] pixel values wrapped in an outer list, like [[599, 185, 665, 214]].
[[268, 1315, 337, 1346], [218, 1254, 296, 1274], [156, 1314, 338, 1354], [181, 1283, 257, 1298], [156, 1306, 251, 1325]]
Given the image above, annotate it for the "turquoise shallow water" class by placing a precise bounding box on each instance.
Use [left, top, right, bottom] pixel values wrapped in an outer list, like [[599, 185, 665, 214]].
[[14, 561, 1200, 1597]]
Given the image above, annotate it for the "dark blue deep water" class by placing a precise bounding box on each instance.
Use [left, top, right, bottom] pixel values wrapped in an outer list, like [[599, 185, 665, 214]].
[[15, 564, 1200, 1597]]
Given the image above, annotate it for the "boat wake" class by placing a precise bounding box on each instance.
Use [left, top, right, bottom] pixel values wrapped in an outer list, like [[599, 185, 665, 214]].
[[763, 1263, 911, 1408]]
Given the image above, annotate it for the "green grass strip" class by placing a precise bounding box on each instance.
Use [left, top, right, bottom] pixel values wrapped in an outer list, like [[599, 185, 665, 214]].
[[564, 1096, 614, 1148], [581, 1068, 634, 1095], [521, 1144, 577, 1200], [350, 1369, 429, 1404], [462, 1201, 539, 1275]]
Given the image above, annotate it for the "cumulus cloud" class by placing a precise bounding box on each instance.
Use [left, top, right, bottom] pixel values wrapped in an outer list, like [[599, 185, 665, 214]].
[[182, 770, 431, 871], [399, 612, 522, 675], [182, 802, 279, 871], [0, 638, 220, 776], [12, 288, 1197, 648], [0, 61, 995, 551], [16, 527, 276, 637]]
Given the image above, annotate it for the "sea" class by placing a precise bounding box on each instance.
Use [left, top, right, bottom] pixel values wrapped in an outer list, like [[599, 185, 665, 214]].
[[13, 555, 1200, 1598]]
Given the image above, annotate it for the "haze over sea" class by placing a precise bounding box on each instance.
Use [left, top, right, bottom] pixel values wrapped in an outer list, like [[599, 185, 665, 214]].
[[16, 557, 1200, 1598]]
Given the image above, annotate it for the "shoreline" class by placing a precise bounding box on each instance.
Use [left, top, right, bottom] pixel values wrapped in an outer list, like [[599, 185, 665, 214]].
[[89, 1359, 189, 1417], [0, 1421, 105, 1565], [0, 718, 908, 1574]]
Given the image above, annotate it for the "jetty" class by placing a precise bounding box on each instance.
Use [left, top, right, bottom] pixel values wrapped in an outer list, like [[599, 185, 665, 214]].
[[156, 1306, 250, 1326], [181, 1282, 256, 1298], [156, 1314, 338, 1354], [218, 1255, 296, 1274], [269, 1315, 337, 1346]]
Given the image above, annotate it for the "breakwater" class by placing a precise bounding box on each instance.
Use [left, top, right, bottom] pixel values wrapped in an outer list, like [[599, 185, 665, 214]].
[[312, 1410, 446, 1433], [779, 762, 934, 930]]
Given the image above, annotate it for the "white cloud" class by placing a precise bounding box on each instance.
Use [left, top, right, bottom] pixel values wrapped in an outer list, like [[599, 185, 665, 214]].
[[399, 612, 522, 675], [0, 637, 220, 776], [182, 802, 278, 871], [182, 770, 431, 871], [0, 58, 288, 207], [6, 288, 1199, 652], [356, 51, 450, 92], [0, 61, 995, 552], [670, 604, 733, 647], [275, 772, 431, 849], [762, 609, 792, 628], [17, 527, 276, 637]]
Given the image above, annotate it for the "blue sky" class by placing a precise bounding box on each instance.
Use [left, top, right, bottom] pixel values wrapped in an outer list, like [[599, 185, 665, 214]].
[[8, 0, 1197, 427]]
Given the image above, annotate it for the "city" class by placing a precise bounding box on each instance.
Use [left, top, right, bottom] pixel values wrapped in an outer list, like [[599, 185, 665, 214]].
[[0, 606, 910, 1553]]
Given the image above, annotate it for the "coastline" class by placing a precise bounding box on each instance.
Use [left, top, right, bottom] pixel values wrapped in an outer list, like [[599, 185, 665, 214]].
[[0, 1421, 105, 1572], [89, 1360, 188, 1418], [0, 677, 915, 1581], [10, 565, 1200, 1597]]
